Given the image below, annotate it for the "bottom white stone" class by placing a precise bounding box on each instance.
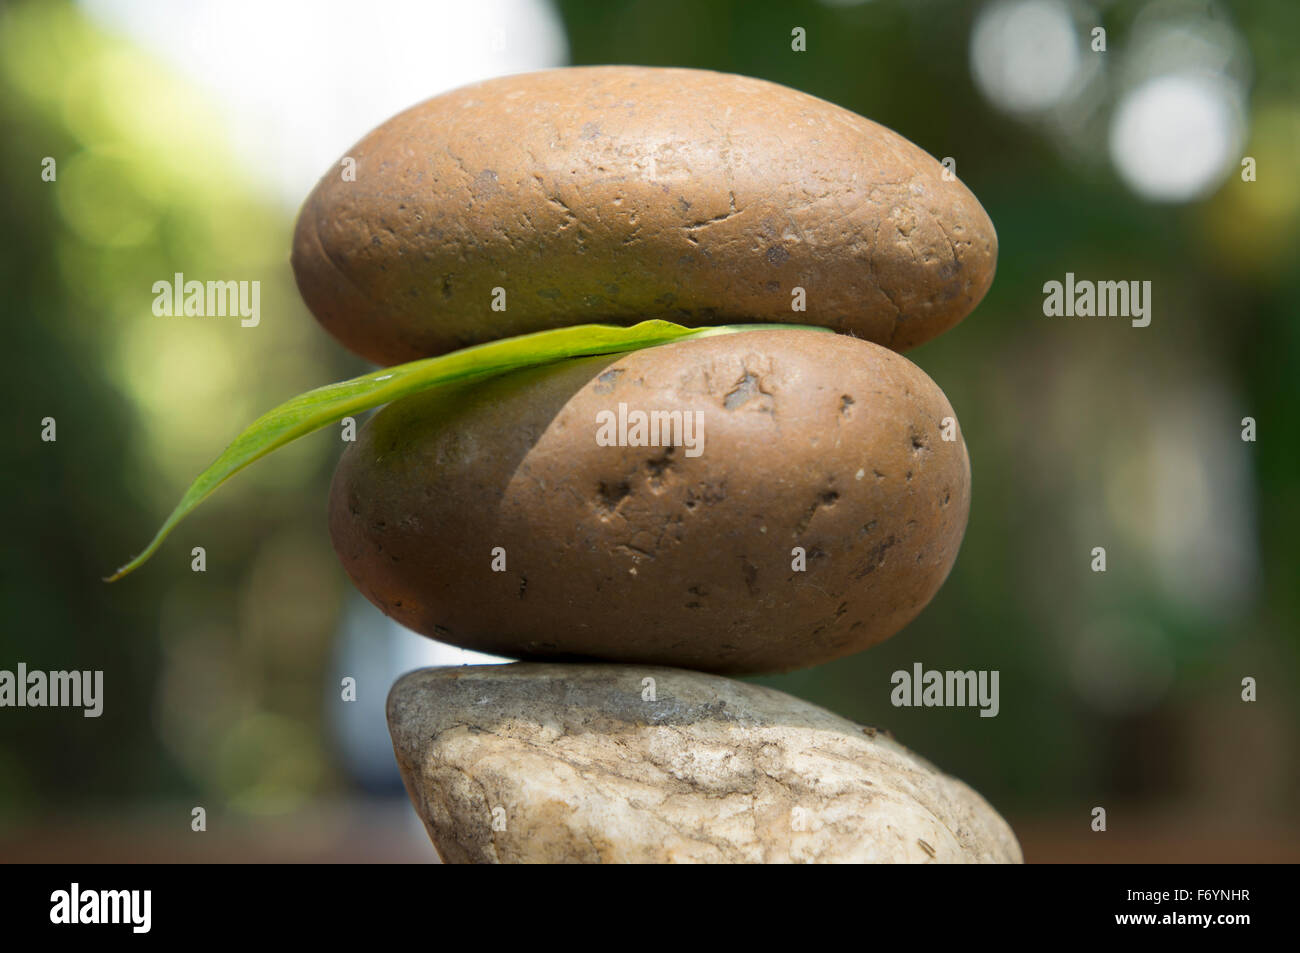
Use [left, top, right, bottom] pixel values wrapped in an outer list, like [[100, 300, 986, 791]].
[[387, 663, 1022, 864]]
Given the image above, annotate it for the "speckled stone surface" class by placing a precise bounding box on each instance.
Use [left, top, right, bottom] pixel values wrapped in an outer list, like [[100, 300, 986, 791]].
[[293, 66, 997, 365], [331, 330, 970, 673], [387, 663, 1022, 864]]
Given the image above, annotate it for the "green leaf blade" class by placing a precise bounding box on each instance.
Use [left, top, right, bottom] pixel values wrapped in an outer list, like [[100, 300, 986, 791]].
[[108, 320, 830, 580]]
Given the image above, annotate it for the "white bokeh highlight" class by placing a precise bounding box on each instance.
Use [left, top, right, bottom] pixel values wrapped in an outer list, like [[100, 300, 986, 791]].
[[79, 0, 569, 209], [970, 0, 1081, 115], [1109, 73, 1244, 203]]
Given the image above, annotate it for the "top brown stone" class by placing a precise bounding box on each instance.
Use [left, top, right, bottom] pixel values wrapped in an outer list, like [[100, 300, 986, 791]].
[[292, 66, 997, 365]]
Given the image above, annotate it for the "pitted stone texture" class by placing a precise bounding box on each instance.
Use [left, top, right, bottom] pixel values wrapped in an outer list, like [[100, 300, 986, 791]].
[[293, 66, 998, 365], [331, 330, 971, 674], [387, 664, 1022, 864]]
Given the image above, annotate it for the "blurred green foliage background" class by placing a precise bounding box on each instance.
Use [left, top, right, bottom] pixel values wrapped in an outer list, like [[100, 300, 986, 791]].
[[0, 0, 1296, 860]]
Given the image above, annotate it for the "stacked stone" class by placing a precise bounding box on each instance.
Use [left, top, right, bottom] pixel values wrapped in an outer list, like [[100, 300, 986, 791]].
[[292, 67, 1019, 863]]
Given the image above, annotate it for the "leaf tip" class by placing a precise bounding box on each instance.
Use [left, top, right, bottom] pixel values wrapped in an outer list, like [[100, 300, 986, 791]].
[[105, 553, 146, 583]]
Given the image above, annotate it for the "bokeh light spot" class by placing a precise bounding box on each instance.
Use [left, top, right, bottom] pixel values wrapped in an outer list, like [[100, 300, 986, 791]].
[[971, 0, 1080, 115], [1109, 71, 1244, 202]]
